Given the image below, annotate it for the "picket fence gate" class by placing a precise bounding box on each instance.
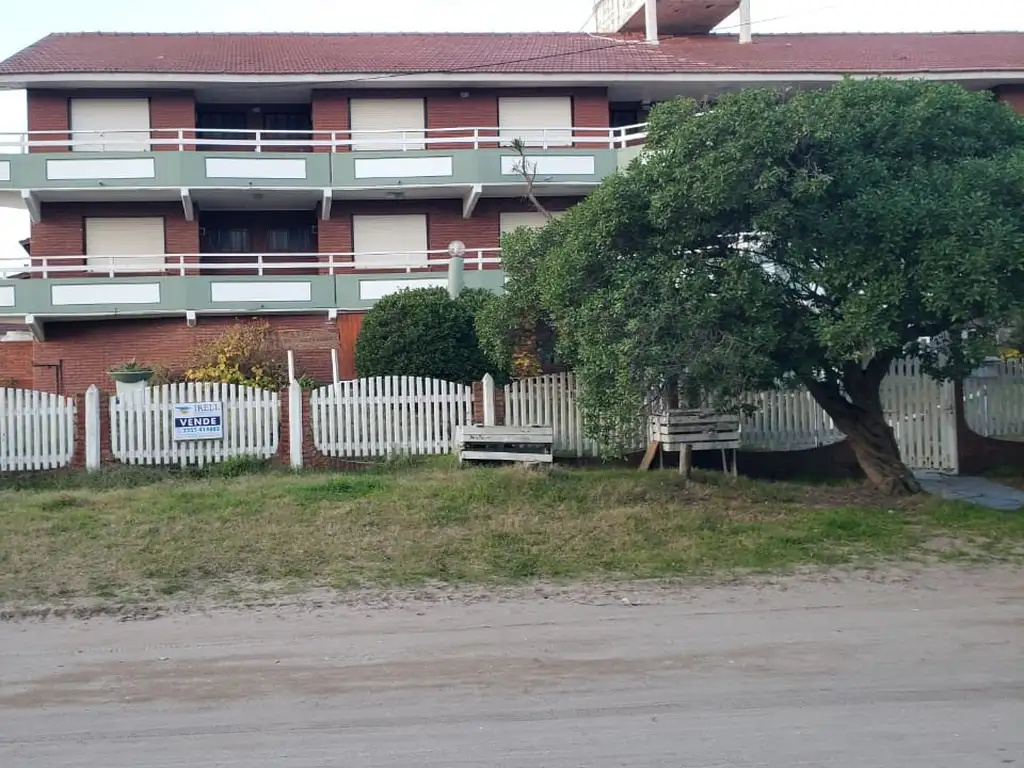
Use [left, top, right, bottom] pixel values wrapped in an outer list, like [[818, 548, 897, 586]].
[[0, 388, 76, 471], [110, 383, 280, 466], [310, 376, 473, 458]]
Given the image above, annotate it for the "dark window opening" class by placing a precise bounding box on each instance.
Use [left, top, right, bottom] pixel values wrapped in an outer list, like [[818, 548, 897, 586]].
[[267, 226, 314, 253], [196, 111, 249, 148], [202, 227, 251, 254]]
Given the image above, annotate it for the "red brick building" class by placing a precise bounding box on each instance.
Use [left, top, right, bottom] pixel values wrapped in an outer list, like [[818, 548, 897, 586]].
[[0, 1, 1022, 392]]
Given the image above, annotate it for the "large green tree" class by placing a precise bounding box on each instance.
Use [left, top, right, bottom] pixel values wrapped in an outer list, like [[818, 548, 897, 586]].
[[482, 79, 1024, 494]]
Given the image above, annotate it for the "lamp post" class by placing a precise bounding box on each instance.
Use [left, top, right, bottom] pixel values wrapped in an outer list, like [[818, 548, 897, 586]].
[[447, 240, 466, 299]]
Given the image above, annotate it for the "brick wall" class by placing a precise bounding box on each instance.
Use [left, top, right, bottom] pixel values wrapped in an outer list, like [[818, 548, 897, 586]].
[[0, 340, 34, 387], [427, 92, 500, 149], [32, 314, 341, 394], [996, 85, 1024, 114], [30, 202, 199, 272], [150, 91, 196, 150], [27, 89, 198, 151], [318, 196, 584, 258], [312, 90, 351, 152], [27, 90, 69, 153], [311, 88, 610, 150]]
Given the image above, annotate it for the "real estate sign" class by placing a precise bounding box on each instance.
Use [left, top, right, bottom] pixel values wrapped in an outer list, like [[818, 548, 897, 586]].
[[172, 401, 223, 441]]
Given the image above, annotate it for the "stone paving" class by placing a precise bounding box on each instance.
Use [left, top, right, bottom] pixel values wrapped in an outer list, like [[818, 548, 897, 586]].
[[915, 471, 1024, 511]]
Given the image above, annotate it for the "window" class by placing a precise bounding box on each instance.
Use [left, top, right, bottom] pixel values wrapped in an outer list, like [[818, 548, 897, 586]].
[[499, 210, 567, 237], [349, 99, 426, 151], [352, 214, 428, 267], [84, 217, 165, 273], [498, 97, 572, 147], [196, 111, 249, 148], [70, 99, 151, 152], [263, 112, 312, 143], [202, 227, 251, 254], [267, 226, 314, 253]]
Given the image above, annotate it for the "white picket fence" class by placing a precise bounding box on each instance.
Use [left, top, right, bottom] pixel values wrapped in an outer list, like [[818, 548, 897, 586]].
[[503, 372, 601, 457], [502, 360, 969, 471], [310, 376, 473, 457], [110, 383, 280, 466], [963, 359, 1024, 439], [0, 388, 76, 471]]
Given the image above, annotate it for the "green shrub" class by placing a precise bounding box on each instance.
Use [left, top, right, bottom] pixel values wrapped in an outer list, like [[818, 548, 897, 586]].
[[355, 288, 506, 383]]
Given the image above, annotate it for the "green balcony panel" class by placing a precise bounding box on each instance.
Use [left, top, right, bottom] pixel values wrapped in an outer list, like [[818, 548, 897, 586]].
[[2, 152, 183, 190], [331, 150, 481, 189], [477, 148, 618, 185], [0, 271, 508, 318], [184, 152, 332, 188]]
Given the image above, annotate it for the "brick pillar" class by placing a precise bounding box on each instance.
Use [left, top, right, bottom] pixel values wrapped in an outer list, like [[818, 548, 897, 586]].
[[71, 392, 87, 469], [70, 389, 113, 469], [472, 379, 505, 425], [277, 386, 293, 467], [312, 90, 349, 152], [27, 90, 70, 153]]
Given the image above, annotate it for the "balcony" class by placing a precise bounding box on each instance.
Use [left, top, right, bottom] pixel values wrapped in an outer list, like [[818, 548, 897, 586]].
[[0, 248, 506, 333], [0, 124, 648, 216]]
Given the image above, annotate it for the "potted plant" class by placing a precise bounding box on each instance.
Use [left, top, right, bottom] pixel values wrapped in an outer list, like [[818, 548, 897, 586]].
[[109, 358, 155, 384]]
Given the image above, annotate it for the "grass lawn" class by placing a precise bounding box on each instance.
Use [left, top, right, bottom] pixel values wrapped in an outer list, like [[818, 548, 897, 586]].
[[1, 459, 1022, 605]]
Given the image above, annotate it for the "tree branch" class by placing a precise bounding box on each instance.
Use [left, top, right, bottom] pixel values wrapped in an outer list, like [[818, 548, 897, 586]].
[[510, 138, 552, 219]]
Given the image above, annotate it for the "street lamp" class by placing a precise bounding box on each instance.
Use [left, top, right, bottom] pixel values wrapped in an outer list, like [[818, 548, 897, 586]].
[[447, 240, 466, 298]]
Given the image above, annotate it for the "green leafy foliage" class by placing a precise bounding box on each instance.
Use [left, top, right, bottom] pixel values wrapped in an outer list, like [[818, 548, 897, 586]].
[[355, 287, 507, 383], [481, 79, 1024, 492]]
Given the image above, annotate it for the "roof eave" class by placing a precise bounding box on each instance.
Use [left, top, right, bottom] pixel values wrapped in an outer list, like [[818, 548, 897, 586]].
[[1, 69, 1023, 91]]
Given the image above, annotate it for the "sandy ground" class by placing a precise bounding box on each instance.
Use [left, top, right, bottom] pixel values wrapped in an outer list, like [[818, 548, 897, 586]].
[[0, 566, 1022, 767]]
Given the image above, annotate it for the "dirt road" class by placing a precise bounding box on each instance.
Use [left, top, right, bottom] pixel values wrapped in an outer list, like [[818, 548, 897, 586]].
[[1, 568, 1022, 767]]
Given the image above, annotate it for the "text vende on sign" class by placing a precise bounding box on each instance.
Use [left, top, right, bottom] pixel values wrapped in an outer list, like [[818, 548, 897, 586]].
[[172, 401, 224, 441]]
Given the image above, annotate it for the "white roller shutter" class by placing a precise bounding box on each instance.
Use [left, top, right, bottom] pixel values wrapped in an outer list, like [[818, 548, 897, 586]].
[[499, 210, 565, 234], [352, 214, 428, 267], [70, 99, 151, 152], [85, 218, 166, 273], [349, 99, 425, 151], [499, 97, 572, 147]]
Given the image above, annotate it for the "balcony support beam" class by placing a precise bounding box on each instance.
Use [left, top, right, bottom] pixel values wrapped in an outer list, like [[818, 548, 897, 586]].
[[180, 188, 194, 222], [21, 190, 40, 224], [463, 184, 482, 219], [25, 314, 44, 341], [321, 188, 333, 220]]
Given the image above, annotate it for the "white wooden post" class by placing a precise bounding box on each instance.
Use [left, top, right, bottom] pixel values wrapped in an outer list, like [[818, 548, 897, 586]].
[[482, 373, 496, 426], [85, 385, 101, 472], [289, 380, 303, 469], [331, 348, 340, 385], [287, 349, 296, 383]]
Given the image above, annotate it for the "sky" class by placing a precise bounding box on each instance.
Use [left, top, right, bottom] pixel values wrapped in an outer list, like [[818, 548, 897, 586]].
[[1, 0, 1023, 259]]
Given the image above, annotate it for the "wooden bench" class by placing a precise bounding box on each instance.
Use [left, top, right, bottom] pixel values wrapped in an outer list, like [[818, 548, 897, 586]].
[[642, 410, 741, 478], [455, 425, 554, 466]]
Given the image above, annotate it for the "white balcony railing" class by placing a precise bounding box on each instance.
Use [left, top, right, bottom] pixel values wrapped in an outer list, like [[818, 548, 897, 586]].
[[0, 124, 649, 154], [0, 248, 503, 280]]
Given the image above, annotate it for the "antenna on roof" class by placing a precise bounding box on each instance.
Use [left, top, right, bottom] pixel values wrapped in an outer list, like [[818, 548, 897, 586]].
[[739, 0, 752, 44]]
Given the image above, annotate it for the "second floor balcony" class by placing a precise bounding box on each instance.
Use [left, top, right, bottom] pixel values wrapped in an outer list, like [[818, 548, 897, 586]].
[[0, 247, 506, 334], [0, 123, 648, 215]]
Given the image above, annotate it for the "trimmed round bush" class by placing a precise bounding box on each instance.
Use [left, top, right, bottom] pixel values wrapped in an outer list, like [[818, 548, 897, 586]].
[[355, 288, 499, 383]]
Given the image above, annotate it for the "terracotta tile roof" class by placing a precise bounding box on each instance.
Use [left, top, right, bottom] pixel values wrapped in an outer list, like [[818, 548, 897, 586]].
[[0, 32, 1022, 78]]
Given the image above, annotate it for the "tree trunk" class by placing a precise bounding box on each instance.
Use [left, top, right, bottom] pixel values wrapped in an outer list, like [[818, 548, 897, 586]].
[[833, 406, 922, 495], [805, 363, 922, 496]]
